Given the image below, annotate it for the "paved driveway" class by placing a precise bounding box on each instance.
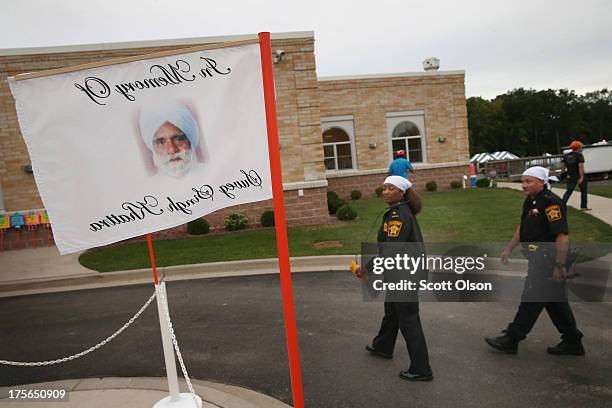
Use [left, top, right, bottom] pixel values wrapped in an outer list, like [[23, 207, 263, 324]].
[[1, 272, 610, 408]]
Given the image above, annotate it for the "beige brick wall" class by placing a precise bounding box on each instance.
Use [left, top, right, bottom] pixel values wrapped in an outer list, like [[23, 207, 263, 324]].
[[273, 38, 325, 183], [318, 73, 470, 170], [0, 36, 324, 212]]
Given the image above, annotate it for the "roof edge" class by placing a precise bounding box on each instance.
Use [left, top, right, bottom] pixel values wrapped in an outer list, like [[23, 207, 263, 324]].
[[0, 31, 315, 57], [319, 70, 465, 81]]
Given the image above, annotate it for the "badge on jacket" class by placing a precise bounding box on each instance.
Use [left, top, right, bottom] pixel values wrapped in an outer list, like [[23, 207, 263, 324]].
[[545, 205, 562, 221], [387, 220, 403, 237]]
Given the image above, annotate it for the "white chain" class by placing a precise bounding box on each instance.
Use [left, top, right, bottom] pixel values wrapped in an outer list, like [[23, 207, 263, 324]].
[[0, 290, 157, 367], [157, 283, 200, 408]]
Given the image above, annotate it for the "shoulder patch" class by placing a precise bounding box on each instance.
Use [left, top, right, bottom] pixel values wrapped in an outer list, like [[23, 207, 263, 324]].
[[545, 204, 562, 222], [387, 220, 403, 237]]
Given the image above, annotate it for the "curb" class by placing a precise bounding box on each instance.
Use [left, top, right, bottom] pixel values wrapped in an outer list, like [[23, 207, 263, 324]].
[[0, 255, 529, 297], [0, 255, 357, 297], [1, 254, 609, 298]]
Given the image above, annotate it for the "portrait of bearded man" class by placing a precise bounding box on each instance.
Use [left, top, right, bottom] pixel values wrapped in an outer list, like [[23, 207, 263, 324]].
[[139, 101, 201, 178]]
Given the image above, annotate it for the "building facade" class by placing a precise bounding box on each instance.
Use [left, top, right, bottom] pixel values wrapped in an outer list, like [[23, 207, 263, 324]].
[[0, 31, 469, 249]]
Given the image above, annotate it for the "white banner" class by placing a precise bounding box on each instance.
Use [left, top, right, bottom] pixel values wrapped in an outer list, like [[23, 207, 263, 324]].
[[9, 42, 272, 254]]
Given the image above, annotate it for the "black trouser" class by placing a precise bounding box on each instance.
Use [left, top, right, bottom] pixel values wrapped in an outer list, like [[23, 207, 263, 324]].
[[563, 177, 588, 208], [372, 302, 431, 374], [506, 261, 583, 343]]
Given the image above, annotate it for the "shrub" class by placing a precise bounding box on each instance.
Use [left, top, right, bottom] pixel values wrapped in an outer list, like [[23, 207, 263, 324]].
[[224, 213, 248, 231], [425, 181, 437, 192], [476, 177, 491, 188], [327, 191, 346, 214], [260, 209, 275, 227], [336, 204, 358, 221], [450, 180, 462, 189], [350, 190, 362, 200], [327, 191, 339, 201], [187, 218, 210, 235], [375, 186, 383, 197], [329, 198, 347, 214]]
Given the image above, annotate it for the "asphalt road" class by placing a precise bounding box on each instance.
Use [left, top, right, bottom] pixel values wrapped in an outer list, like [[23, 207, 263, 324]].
[[1, 272, 611, 408]]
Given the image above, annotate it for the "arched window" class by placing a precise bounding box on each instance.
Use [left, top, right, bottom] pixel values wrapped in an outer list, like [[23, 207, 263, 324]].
[[322, 127, 353, 170], [391, 120, 423, 163]]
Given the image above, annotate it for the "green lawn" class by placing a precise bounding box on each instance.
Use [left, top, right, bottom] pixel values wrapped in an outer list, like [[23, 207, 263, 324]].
[[589, 185, 612, 199], [79, 188, 612, 272]]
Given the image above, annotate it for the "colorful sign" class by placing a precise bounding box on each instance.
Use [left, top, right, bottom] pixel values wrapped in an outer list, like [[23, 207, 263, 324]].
[[0, 214, 9, 229], [39, 211, 49, 224], [25, 212, 40, 226], [10, 213, 25, 228]]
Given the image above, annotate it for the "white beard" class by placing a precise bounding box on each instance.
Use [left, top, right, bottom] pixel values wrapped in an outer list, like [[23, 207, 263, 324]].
[[153, 148, 194, 178]]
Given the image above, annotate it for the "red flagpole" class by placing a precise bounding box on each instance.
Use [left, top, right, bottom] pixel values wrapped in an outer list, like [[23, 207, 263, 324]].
[[258, 32, 305, 408], [146, 233, 159, 285]]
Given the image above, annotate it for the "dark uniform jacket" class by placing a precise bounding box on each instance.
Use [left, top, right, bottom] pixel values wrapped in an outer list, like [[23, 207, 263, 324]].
[[520, 189, 568, 283], [378, 201, 424, 244], [520, 189, 568, 243], [376, 202, 426, 290]]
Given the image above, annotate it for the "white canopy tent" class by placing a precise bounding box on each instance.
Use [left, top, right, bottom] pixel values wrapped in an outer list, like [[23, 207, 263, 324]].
[[470, 152, 496, 163], [491, 151, 519, 160]]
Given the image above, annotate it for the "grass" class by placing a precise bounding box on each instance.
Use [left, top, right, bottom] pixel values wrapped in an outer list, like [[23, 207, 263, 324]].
[[588, 185, 612, 199], [79, 188, 612, 272]]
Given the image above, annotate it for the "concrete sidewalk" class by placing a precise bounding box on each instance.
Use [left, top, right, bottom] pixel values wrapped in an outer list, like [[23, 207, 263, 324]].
[[0, 377, 291, 408], [0, 250, 361, 297], [498, 182, 612, 225]]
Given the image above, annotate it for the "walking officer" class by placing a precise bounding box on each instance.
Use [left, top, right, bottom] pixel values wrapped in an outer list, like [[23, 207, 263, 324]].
[[353, 176, 433, 381], [485, 166, 584, 355]]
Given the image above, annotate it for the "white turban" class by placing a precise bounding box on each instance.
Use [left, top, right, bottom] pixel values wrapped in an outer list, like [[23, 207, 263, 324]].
[[384, 175, 413, 192], [522, 166, 549, 182], [139, 101, 200, 151]]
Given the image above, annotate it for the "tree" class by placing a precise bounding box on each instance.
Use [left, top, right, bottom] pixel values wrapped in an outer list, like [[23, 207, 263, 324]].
[[467, 88, 611, 157]]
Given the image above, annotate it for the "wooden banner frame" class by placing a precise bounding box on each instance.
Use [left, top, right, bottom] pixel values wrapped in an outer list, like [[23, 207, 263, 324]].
[[11, 39, 260, 81]]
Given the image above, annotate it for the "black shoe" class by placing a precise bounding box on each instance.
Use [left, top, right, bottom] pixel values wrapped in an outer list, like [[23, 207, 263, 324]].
[[399, 370, 434, 382], [547, 341, 585, 356], [485, 333, 519, 354], [365, 345, 393, 359]]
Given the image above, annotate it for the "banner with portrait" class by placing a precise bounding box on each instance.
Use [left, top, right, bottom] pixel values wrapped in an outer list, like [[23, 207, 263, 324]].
[[9, 41, 272, 254]]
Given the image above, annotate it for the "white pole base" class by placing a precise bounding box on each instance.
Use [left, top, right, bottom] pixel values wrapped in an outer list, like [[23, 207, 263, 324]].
[[153, 393, 202, 408]]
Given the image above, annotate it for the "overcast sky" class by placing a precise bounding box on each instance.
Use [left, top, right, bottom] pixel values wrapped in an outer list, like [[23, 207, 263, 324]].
[[2, 0, 611, 99]]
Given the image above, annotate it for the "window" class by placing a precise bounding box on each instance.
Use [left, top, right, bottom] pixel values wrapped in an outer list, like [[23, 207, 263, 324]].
[[387, 112, 427, 163], [321, 116, 357, 171], [392, 121, 423, 163], [323, 127, 353, 170]]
